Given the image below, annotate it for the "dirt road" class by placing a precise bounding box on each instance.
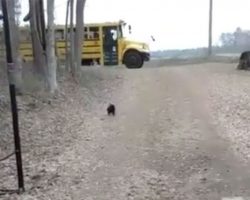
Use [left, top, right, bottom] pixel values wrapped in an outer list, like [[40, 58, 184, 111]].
[[2, 63, 250, 200]]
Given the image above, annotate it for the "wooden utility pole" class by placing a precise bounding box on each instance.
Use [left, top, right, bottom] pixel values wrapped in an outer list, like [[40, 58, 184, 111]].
[[208, 0, 213, 56]]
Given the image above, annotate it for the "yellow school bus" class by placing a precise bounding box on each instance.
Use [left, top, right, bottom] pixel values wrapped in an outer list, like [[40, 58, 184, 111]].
[[2, 20, 150, 68]]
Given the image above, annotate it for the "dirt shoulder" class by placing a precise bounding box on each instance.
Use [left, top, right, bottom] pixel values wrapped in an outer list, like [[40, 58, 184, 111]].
[[1, 63, 250, 200]]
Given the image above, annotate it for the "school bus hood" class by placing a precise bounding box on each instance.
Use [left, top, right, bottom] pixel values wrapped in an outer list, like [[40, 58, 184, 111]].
[[122, 39, 150, 52]]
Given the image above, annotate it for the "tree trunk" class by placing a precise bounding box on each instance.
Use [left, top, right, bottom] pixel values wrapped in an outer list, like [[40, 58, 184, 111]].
[[28, 0, 47, 81], [69, 0, 75, 76], [14, 0, 21, 25], [39, 0, 46, 52], [8, 0, 22, 94], [74, 0, 86, 75], [46, 0, 57, 92], [64, 0, 70, 71]]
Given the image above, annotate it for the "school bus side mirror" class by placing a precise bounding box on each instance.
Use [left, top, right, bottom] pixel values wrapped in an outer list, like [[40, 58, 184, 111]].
[[128, 25, 132, 34], [23, 11, 31, 22], [151, 35, 155, 42], [0, 11, 3, 20]]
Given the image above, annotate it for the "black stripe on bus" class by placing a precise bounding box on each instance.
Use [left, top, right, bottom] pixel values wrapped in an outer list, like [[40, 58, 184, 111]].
[[82, 52, 101, 54], [56, 45, 101, 48], [57, 52, 101, 55]]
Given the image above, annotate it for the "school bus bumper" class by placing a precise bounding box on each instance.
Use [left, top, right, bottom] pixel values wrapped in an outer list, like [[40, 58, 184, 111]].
[[141, 52, 150, 61]]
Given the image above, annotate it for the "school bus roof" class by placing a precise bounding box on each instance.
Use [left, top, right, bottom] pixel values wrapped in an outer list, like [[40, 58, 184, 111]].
[[0, 21, 126, 31], [55, 21, 124, 29]]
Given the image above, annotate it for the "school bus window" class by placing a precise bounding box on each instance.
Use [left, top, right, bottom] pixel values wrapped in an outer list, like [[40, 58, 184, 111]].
[[55, 30, 64, 40], [93, 32, 99, 39], [88, 32, 94, 39], [111, 29, 118, 40], [0, 31, 4, 42], [0, 31, 3, 38], [20, 30, 31, 41], [89, 27, 99, 39]]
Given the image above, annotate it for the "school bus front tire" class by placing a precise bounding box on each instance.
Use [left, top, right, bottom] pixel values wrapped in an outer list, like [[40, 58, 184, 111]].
[[123, 50, 143, 69]]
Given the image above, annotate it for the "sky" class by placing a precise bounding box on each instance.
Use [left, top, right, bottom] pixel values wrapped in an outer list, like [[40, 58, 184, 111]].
[[20, 0, 250, 51]]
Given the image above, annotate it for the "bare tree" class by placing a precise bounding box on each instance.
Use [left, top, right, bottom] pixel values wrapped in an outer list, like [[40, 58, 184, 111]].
[[69, 0, 75, 76], [74, 0, 86, 75], [66, 0, 87, 78], [14, 0, 21, 25], [64, 0, 70, 71], [8, 0, 22, 93], [26, 0, 47, 80], [46, 0, 57, 92]]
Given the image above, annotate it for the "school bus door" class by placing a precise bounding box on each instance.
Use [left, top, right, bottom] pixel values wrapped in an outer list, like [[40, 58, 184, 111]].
[[102, 26, 118, 65]]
